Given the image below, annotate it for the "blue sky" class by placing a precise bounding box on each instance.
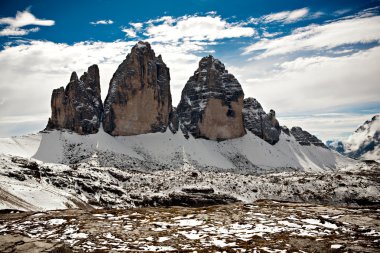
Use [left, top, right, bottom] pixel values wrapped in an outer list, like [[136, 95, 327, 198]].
[[0, 0, 379, 140]]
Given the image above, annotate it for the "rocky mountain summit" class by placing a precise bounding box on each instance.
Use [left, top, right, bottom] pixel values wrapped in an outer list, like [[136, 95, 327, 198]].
[[327, 115, 380, 161], [243, 97, 281, 144], [103, 41, 172, 136], [176, 55, 246, 140], [46, 65, 103, 135]]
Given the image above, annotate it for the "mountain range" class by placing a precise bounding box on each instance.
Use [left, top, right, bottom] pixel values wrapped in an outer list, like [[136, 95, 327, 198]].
[[0, 41, 378, 212]]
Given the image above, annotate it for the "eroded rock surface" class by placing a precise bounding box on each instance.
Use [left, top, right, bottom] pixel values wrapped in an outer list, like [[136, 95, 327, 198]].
[[291, 126, 327, 148], [0, 234, 72, 253], [103, 41, 172, 136], [46, 65, 103, 134], [243, 97, 281, 144], [177, 55, 245, 140]]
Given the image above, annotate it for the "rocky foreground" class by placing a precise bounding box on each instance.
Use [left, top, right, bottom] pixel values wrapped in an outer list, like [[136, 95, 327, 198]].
[[0, 154, 379, 252], [0, 200, 379, 252]]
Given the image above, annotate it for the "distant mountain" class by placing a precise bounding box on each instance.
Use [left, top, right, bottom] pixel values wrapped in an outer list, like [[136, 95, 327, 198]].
[[327, 115, 380, 161]]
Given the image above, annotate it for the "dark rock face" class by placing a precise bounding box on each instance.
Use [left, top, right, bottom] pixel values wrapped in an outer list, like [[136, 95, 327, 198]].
[[291, 127, 327, 148], [243, 97, 281, 145], [177, 55, 246, 140], [46, 65, 103, 135], [103, 41, 172, 136], [169, 107, 179, 134], [281, 126, 291, 136], [138, 190, 239, 207]]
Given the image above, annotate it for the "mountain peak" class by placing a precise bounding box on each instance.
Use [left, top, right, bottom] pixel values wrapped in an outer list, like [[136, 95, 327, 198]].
[[328, 115, 379, 161], [70, 72, 78, 82], [177, 56, 245, 140], [103, 41, 172, 136], [46, 65, 103, 135], [132, 41, 152, 52]]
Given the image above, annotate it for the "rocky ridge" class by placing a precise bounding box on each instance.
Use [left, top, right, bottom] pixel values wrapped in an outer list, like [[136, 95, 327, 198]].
[[176, 55, 246, 140], [0, 154, 379, 211], [103, 41, 172, 136], [243, 97, 281, 145], [291, 126, 327, 148], [46, 65, 103, 135]]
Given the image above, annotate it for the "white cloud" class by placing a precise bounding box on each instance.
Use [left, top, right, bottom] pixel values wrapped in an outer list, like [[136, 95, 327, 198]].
[[234, 46, 380, 119], [262, 30, 282, 38], [334, 9, 351, 16], [143, 15, 255, 44], [130, 22, 143, 30], [262, 8, 309, 24], [90, 19, 114, 25], [0, 9, 54, 37], [122, 28, 137, 38], [279, 113, 379, 142], [0, 27, 39, 36], [0, 10, 55, 27], [206, 11, 217, 15], [243, 15, 380, 58], [147, 16, 176, 25]]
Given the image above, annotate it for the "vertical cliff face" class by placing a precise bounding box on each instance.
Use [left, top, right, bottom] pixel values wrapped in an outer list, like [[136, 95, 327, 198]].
[[46, 65, 103, 134], [176, 55, 246, 141], [103, 41, 172, 136], [243, 97, 281, 145]]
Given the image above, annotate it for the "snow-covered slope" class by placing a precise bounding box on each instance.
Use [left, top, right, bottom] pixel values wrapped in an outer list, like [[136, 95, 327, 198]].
[[0, 128, 373, 212], [0, 134, 41, 158], [327, 115, 380, 161], [30, 127, 351, 173], [0, 152, 377, 211]]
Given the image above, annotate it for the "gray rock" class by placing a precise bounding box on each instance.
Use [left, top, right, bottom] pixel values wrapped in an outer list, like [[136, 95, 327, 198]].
[[103, 41, 172, 136], [243, 97, 281, 145], [169, 107, 179, 134], [46, 65, 103, 135], [291, 127, 327, 148], [177, 55, 246, 140]]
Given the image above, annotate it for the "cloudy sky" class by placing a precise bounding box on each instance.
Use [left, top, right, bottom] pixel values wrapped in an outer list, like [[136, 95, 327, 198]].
[[0, 0, 379, 141]]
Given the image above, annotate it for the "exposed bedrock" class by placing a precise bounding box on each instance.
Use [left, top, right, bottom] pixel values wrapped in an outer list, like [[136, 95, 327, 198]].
[[103, 41, 172, 136], [177, 55, 246, 140], [46, 65, 103, 135]]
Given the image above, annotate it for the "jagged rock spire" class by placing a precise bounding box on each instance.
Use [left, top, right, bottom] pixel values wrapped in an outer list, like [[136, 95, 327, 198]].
[[103, 41, 172, 136], [46, 64, 103, 134]]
